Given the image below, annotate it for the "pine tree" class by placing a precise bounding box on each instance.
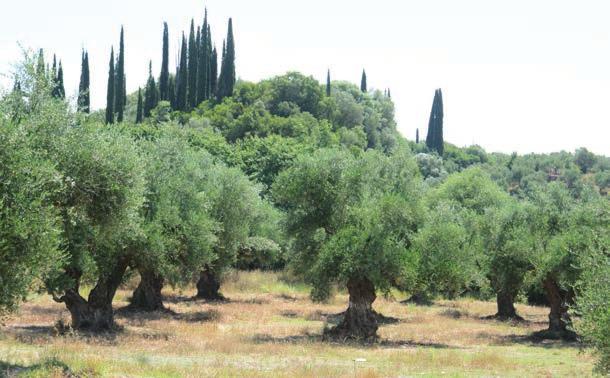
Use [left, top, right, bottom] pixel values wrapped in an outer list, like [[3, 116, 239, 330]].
[[217, 18, 235, 101], [135, 88, 143, 124], [105, 47, 115, 124], [426, 89, 444, 155], [143, 61, 159, 117], [159, 22, 170, 101], [360, 69, 367, 93], [78, 50, 91, 113], [416, 128, 419, 144], [176, 34, 188, 111], [115, 27, 126, 122], [326, 69, 331, 96]]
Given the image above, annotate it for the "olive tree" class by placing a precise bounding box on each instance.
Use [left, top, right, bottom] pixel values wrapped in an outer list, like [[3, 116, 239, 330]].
[[0, 123, 63, 316], [46, 125, 146, 330], [128, 134, 218, 311], [195, 165, 262, 300], [273, 148, 423, 340], [428, 168, 533, 319], [410, 202, 480, 303], [529, 183, 609, 339]]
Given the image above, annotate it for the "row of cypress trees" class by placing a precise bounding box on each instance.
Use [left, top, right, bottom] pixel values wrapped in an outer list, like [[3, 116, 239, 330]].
[[129, 11, 236, 123]]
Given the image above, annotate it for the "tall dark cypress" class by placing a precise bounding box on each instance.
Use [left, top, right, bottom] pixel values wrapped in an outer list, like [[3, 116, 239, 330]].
[[360, 69, 367, 93], [176, 34, 188, 111], [55, 61, 65, 99], [168, 74, 176, 109], [159, 22, 170, 101], [78, 50, 91, 113], [187, 20, 199, 109], [326, 69, 331, 96], [426, 89, 444, 155], [217, 18, 235, 101], [387, 88, 391, 98], [105, 47, 115, 124], [115, 27, 126, 122], [51, 55, 59, 98], [135, 88, 143, 123], [210, 46, 218, 96], [197, 10, 210, 102], [416, 128, 419, 144], [436, 89, 444, 155], [143, 61, 159, 117], [36, 49, 45, 76]]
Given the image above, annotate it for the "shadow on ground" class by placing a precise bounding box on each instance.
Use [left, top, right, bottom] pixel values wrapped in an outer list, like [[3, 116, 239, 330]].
[[249, 333, 455, 349]]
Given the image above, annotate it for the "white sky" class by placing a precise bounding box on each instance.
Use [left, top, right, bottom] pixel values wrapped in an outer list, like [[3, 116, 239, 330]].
[[1, 0, 609, 155]]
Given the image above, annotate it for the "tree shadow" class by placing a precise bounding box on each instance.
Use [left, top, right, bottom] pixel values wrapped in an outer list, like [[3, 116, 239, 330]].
[[6, 324, 122, 345], [490, 333, 581, 349], [116, 306, 221, 323], [249, 333, 455, 349], [0, 358, 75, 377]]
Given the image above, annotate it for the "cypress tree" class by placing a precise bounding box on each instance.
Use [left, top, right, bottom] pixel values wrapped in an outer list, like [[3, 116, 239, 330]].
[[387, 88, 391, 98], [426, 89, 444, 155], [416, 128, 419, 144], [143, 61, 159, 118], [326, 69, 331, 96], [78, 50, 91, 113], [187, 20, 199, 109], [360, 69, 367, 93], [159, 22, 170, 101], [51, 55, 59, 97], [36, 49, 45, 76], [168, 74, 176, 109], [56, 61, 65, 99], [436, 89, 444, 155], [210, 46, 218, 96], [136, 88, 143, 124], [115, 27, 126, 122], [176, 34, 188, 111], [217, 18, 235, 101], [197, 10, 210, 103], [105, 47, 115, 124]]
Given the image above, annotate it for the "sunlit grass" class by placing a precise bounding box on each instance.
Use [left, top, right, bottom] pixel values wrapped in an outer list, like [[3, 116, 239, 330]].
[[0, 271, 595, 377]]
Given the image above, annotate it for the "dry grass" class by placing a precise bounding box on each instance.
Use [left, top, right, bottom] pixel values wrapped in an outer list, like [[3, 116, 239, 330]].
[[0, 271, 596, 377]]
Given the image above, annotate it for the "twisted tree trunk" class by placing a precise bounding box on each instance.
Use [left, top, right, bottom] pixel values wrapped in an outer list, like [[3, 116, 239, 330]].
[[325, 277, 378, 341], [55, 259, 128, 331], [196, 267, 223, 300], [129, 270, 165, 311], [542, 276, 576, 339], [494, 291, 522, 320]]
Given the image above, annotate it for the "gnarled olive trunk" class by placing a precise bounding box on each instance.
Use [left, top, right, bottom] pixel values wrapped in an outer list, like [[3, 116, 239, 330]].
[[325, 277, 378, 341], [196, 267, 223, 300], [129, 270, 165, 311], [56, 259, 128, 331], [542, 276, 575, 339], [494, 291, 521, 320]]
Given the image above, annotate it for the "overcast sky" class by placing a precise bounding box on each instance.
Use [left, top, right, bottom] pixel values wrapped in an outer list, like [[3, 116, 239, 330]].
[[1, 0, 609, 155]]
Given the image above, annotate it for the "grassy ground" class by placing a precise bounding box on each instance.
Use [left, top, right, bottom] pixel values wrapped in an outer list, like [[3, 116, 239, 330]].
[[0, 271, 596, 377]]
